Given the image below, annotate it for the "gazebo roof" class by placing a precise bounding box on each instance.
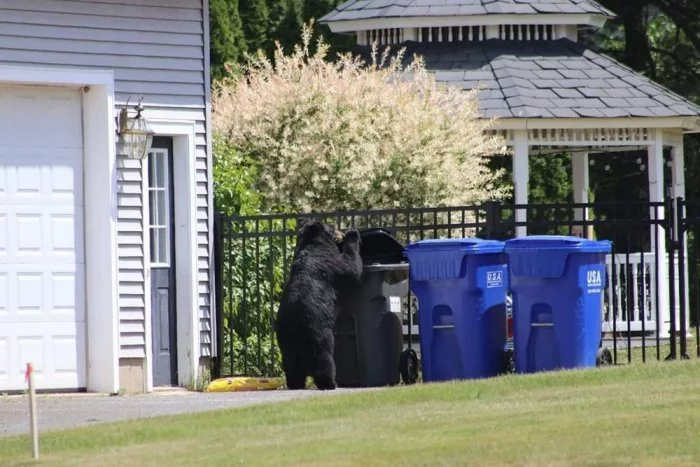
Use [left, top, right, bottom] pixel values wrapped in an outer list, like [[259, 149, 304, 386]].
[[350, 39, 700, 121], [320, 0, 615, 23]]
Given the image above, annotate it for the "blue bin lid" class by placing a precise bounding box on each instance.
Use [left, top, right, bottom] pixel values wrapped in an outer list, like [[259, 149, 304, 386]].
[[404, 238, 504, 281], [405, 238, 505, 254], [504, 235, 611, 254], [505, 235, 611, 278]]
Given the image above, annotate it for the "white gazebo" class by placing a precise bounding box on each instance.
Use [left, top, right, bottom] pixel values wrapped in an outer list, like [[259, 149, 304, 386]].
[[320, 0, 700, 337]]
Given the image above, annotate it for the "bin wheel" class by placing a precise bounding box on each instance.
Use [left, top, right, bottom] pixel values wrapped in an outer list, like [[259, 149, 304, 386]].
[[502, 349, 515, 374], [400, 349, 419, 385], [596, 347, 613, 367]]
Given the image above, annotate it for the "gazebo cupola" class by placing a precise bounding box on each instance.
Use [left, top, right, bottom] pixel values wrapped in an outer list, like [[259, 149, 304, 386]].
[[320, 0, 615, 47], [321, 0, 700, 338]]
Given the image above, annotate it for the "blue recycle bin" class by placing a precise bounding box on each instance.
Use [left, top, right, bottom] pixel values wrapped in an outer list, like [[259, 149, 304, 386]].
[[504, 235, 612, 374], [404, 238, 508, 382]]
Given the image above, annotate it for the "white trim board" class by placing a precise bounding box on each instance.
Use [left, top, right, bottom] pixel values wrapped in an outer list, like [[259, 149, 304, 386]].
[[0, 64, 120, 394], [489, 117, 700, 132], [141, 117, 200, 391]]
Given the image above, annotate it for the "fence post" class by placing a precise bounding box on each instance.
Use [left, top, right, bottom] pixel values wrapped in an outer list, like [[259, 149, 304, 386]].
[[676, 197, 690, 359], [484, 201, 502, 240], [665, 197, 678, 360], [212, 213, 224, 379]]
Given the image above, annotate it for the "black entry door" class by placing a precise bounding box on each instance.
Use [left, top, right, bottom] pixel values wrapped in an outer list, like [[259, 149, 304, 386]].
[[148, 137, 177, 386]]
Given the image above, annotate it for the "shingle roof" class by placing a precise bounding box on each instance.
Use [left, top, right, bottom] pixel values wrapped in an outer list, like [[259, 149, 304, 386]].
[[350, 39, 700, 119], [320, 0, 615, 23]]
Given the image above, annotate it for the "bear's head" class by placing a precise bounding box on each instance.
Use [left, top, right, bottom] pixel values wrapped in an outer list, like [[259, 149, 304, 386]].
[[297, 219, 344, 245]]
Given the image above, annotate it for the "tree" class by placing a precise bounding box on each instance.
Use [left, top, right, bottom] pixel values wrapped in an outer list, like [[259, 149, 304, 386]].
[[212, 23, 509, 213], [590, 1, 700, 88], [239, 0, 271, 55], [209, 0, 246, 81], [585, 3, 700, 205], [268, 0, 303, 56]]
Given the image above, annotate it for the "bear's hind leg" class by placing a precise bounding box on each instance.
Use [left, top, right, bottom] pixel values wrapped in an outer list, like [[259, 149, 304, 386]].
[[281, 347, 307, 390], [312, 330, 337, 391]]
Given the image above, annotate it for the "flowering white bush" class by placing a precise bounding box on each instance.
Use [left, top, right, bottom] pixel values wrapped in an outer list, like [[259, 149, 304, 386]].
[[212, 22, 509, 212]]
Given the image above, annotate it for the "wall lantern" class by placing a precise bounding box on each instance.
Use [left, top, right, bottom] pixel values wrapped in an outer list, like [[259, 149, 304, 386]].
[[117, 97, 155, 160]]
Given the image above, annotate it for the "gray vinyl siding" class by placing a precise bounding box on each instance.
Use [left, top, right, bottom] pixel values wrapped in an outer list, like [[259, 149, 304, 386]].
[[0, 0, 212, 360]]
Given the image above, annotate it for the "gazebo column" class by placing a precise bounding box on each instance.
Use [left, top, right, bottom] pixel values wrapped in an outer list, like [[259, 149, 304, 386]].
[[670, 137, 691, 338], [572, 151, 589, 238], [648, 130, 671, 338], [513, 130, 529, 237], [671, 138, 685, 200]]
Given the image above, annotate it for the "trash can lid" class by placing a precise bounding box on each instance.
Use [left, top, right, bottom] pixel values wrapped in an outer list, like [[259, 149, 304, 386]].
[[504, 235, 611, 254], [505, 235, 611, 278], [337, 227, 406, 264], [405, 237, 505, 254], [404, 238, 504, 281]]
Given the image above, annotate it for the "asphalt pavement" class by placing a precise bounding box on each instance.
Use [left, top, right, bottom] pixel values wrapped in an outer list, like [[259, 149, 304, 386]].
[[0, 387, 376, 438]]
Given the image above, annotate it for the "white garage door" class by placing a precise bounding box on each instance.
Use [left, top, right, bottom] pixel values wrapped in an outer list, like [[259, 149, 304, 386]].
[[0, 85, 86, 391]]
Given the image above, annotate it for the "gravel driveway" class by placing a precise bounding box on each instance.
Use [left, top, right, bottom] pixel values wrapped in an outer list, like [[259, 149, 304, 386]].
[[0, 387, 376, 438]]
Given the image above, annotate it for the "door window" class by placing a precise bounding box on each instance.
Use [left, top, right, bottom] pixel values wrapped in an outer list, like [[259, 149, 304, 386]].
[[148, 148, 170, 267]]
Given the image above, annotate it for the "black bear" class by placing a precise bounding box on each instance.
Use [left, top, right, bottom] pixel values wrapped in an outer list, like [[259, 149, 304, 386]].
[[275, 219, 363, 390]]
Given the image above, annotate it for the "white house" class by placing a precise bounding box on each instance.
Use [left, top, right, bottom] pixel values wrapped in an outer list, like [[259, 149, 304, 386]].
[[0, 0, 214, 394]]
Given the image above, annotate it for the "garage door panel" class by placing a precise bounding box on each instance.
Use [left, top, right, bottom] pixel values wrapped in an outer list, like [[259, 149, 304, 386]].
[[50, 162, 81, 203], [0, 213, 6, 257], [0, 165, 5, 198], [0, 272, 6, 316], [53, 272, 84, 319], [0, 207, 84, 264], [0, 336, 8, 386], [0, 322, 86, 391], [0, 88, 82, 149], [17, 272, 42, 313], [16, 164, 43, 199], [0, 149, 83, 207], [51, 212, 82, 259], [0, 266, 85, 323], [17, 213, 43, 255]]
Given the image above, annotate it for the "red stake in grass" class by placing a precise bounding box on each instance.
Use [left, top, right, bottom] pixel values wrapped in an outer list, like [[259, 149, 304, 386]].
[[26, 362, 39, 460]]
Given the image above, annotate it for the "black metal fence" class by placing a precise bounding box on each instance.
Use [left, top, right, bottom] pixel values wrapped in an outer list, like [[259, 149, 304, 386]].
[[212, 198, 700, 379], [675, 198, 700, 359]]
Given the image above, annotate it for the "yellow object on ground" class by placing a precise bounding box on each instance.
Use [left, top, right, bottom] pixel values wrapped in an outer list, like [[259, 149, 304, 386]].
[[205, 376, 284, 392]]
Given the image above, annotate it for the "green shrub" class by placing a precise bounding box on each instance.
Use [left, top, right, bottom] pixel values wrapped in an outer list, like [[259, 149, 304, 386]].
[[212, 21, 509, 214]]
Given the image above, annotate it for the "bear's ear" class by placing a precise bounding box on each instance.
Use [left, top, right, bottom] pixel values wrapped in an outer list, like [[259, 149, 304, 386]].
[[296, 218, 308, 237], [298, 219, 324, 240]]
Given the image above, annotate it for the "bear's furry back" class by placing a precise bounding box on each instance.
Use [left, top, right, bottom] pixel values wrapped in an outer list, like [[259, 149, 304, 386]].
[[276, 232, 351, 333]]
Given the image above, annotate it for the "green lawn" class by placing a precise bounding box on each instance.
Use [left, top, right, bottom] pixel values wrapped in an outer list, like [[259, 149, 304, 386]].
[[609, 339, 699, 365], [3, 360, 700, 466]]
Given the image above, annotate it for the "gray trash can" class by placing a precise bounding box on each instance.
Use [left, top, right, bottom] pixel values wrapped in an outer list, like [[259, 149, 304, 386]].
[[334, 228, 414, 387]]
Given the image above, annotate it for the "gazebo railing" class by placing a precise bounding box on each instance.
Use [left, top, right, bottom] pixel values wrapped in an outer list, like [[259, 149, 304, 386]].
[[602, 252, 673, 334]]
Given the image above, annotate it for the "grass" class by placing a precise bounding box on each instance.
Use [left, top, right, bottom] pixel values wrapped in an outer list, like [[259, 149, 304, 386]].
[[3, 361, 700, 466], [606, 336, 700, 365]]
